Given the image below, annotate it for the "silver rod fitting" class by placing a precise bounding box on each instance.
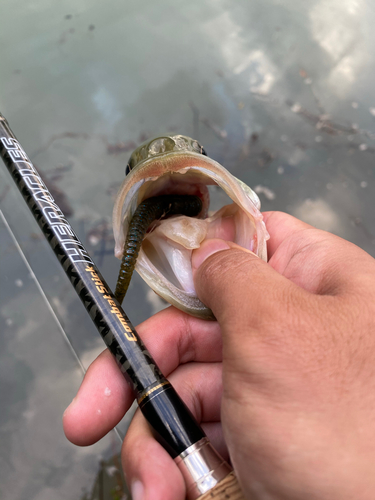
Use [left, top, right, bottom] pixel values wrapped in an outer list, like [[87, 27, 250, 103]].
[[175, 437, 232, 500]]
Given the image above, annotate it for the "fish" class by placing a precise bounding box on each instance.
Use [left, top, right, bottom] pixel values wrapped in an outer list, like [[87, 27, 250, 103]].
[[112, 135, 269, 320]]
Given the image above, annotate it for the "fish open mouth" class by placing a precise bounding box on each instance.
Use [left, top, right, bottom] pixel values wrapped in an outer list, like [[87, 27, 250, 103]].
[[113, 146, 269, 320]]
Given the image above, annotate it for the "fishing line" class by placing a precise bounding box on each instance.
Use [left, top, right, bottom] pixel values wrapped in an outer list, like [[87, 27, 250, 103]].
[[1, 208, 125, 444], [0, 208, 86, 374]]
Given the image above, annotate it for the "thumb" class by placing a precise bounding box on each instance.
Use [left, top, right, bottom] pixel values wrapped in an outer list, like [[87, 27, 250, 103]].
[[192, 239, 300, 335]]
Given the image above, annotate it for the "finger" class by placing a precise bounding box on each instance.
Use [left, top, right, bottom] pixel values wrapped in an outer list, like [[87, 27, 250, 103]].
[[63, 349, 130, 445], [201, 422, 228, 461], [64, 344, 223, 449], [262, 212, 375, 293], [263, 213, 375, 295], [168, 362, 223, 423], [123, 363, 225, 500], [192, 239, 304, 333], [64, 306, 222, 446], [136, 306, 222, 369], [262, 211, 331, 286], [262, 211, 313, 260], [123, 418, 228, 500], [123, 409, 185, 500]]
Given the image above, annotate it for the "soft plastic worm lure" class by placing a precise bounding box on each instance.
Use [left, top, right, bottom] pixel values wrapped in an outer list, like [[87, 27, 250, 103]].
[[114, 194, 202, 304]]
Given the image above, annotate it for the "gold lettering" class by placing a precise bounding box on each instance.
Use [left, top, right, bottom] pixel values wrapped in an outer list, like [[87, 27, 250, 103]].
[[85, 267, 136, 341], [125, 332, 137, 341]]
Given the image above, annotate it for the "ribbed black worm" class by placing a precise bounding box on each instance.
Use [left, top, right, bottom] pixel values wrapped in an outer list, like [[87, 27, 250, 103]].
[[114, 194, 202, 305]]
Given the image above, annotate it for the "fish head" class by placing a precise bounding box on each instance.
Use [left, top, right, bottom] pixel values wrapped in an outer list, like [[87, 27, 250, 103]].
[[125, 135, 207, 175], [113, 134, 269, 320]]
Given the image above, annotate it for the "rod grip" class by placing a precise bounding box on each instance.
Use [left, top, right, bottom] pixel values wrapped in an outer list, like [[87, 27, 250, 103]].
[[196, 472, 245, 500]]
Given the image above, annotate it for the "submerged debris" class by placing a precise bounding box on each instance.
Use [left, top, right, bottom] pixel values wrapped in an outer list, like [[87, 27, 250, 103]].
[[31, 132, 140, 160], [254, 185, 276, 200], [189, 102, 227, 141]]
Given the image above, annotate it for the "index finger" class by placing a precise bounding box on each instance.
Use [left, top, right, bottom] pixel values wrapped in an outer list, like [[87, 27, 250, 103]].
[[63, 306, 222, 446], [262, 211, 313, 259]]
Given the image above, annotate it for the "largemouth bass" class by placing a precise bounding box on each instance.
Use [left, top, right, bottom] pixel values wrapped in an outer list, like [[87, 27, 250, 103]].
[[113, 135, 269, 320]]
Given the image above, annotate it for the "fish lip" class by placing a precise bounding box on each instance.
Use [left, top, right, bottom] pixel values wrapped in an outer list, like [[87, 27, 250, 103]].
[[127, 149, 194, 172], [123, 150, 217, 184]]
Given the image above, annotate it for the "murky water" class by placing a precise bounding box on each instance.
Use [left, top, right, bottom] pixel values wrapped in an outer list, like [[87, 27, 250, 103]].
[[1, 0, 375, 498]]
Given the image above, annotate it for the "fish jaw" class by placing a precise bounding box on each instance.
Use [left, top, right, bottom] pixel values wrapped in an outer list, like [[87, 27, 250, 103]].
[[113, 150, 269, 319]]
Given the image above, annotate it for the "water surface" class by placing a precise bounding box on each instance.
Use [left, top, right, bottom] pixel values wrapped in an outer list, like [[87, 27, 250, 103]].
[[1, 1, 375, 498]]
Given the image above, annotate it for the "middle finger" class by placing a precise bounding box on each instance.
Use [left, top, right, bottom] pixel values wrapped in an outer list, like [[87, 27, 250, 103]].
[[64, 306, 222, 445]]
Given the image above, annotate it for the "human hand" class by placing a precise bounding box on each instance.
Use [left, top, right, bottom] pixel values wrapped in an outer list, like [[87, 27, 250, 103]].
[[63, 211, 375, 499]]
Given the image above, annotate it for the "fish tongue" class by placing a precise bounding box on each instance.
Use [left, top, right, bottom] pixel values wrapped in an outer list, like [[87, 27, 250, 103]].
[[141, 203, 245, 295], [151, 215, 208, 249], [150, 202, 240, 250]]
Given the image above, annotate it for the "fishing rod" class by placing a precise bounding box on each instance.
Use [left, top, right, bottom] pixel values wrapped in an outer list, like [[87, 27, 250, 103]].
[[0, 112, 244, 500]]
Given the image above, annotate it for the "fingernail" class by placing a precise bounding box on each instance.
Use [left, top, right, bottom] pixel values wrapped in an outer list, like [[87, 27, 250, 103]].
[[131, 480, 144, 500], [192, 239, 231, 271]]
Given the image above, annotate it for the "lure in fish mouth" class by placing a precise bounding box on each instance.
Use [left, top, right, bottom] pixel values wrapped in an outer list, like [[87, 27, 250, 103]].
[[112, 135, 269, 320]]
